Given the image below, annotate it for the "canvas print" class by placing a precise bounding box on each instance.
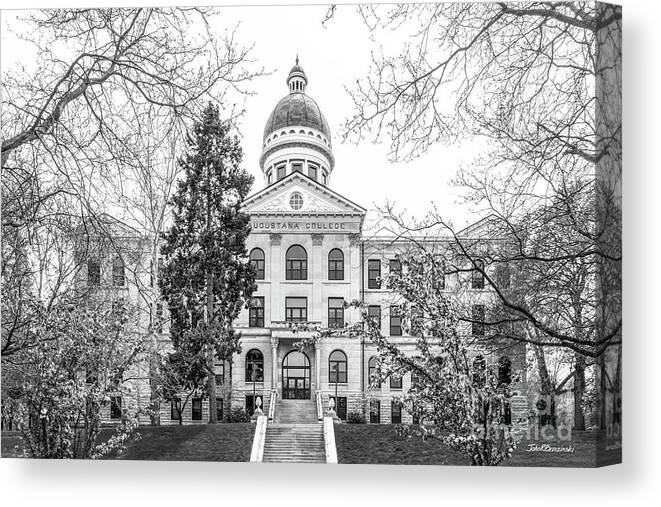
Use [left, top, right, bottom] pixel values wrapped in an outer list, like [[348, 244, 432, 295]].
[[1, 2, 621, 467]]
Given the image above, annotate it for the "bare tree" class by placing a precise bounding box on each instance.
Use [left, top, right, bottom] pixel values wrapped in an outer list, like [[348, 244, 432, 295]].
[[338, 2, 621, 431]]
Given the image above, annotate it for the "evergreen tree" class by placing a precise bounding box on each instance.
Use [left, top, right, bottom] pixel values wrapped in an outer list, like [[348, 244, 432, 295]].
[[159, 103, 256, 423]]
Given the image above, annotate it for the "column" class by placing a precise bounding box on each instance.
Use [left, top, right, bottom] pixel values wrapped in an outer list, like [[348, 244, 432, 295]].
[[315, 341, 321, 392], [311, 233, 324, 323], [269, 233, 282, 323], [270, 336, 278, 390]]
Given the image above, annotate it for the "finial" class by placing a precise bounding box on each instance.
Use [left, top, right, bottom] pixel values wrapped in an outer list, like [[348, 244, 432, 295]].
[[296, 53, 299, 65]]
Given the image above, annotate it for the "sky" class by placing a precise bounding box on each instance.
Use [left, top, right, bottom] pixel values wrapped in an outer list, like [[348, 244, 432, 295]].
[[1, 3, 481, 231], [221, 4, 476, 230]]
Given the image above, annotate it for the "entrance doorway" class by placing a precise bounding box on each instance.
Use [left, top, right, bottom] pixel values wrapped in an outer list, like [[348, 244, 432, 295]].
[[282, 350, 311, 399]]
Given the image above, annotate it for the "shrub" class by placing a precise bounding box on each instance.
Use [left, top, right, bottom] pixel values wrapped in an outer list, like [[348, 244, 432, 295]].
[[227, 407, 250, 423], [347, 411, 366, 424]]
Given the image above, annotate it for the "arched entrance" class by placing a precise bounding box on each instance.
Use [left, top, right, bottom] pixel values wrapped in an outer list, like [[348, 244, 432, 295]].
[[282, 350, 311, 399]]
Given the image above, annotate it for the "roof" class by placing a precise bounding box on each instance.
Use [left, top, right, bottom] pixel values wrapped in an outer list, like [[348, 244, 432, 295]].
[[263, 92, 331, 141]]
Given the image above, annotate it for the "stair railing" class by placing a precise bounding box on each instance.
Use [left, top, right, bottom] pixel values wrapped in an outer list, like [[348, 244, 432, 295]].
[[315, 390, 323, 421], [268, 389, 277, 422]]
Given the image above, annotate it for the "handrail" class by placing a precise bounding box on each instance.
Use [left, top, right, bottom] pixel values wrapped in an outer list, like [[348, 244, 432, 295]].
[[249, 415, 268, 462], [268, 389, 277, 421], [315, 390, 323, 421], [270, 320, 322, 329], [323, 417, 338, 464]]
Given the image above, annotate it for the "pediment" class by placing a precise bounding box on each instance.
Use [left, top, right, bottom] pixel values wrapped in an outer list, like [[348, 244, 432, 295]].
[[242, 172, 366, 217]]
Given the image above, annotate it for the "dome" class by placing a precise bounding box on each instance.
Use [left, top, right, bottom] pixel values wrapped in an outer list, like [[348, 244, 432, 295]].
[[262, 92, 331, 142]]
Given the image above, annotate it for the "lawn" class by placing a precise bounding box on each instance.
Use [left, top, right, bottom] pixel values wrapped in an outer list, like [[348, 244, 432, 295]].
[[115, 423, 255, 462], [333, 424, 622, 467], [2, 424, 256, 462]]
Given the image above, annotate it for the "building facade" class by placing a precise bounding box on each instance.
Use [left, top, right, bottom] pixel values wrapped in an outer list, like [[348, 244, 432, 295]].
[[220, 60, 526, 424], [89, 59, 527, 426]]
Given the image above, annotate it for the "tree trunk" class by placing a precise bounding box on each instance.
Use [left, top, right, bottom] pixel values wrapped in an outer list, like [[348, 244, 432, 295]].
[[573, 353, 586, 430], [149, 350, 160, 426], [534, 344, 556, 425]]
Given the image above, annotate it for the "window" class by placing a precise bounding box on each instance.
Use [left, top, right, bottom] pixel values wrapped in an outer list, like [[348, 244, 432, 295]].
[[216, 398, 224, 421], [503, 403, 512, 425], [322, 170, 328, 185], [472, 305, 485, 336], [267, 170, 273, 185], [390, 374, 402, 390], [245, 349, 264, 382], [391, 401, 402, 424], [112, 257, 125, 287], [308, 164, 318, 181], [249, 297, 265, 327], [285, 297, 307, 322], [88, 259, 100, 286], [276, 164, 286, 180], [285, 245, 307, 280], [367, 356, 380, 388], [369, 400, 381, 423], [389, 258, 402, 277], [495, 263, 511, 290], [368, 259, 381, 289], [472, 259, 485, 289], [110, 396, 122, 419], [498, 356, 512, 385], [329, 350, 347, 383], [170, 397, 181, 420], [328, 298, 345, 328], [289, 192, 304, 210], [390, 306, 402, 336], [214, 363, 225, 386], [367, 305, 381, 332], [328, 249, 344, 280], [473, 355, 486, 387], [330, 396, 347, 421], [191, 397, 202, 421], [291, 161, 303, 173], [249, 248, 265, 279]]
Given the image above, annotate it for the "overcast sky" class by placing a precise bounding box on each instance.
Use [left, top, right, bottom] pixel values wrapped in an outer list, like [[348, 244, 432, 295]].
[[2, 3, 480, 230]]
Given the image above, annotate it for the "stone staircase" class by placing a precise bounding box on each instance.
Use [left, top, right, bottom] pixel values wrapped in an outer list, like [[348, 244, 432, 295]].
[[262, 399, 326, 463], [275, 399, 319, 424]]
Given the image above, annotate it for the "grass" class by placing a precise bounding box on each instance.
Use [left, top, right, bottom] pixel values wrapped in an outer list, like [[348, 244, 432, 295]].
[[334, 424, 622, 467], [111, 424, 255, 462], [3, 423, 621, 466], [2, 423, 256, 462]]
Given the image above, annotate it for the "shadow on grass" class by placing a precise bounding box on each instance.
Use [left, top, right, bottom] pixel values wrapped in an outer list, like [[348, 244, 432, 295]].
[[333, 424, 622, 467]]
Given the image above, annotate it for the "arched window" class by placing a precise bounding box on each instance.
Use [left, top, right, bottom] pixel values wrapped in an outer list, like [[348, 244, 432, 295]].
[[328, 248, 344, 280], [498, 356, 512, 385], [286, 245, 307, 280], [472, 355, 486, 387], [245, 349, 264, 382], [112, 257, 125, 287], [368, 356, 379, 388], [329, 350, 347, 383], [249, 248, 265, 280]]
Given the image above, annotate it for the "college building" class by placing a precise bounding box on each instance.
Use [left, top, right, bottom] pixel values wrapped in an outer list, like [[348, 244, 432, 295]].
[[91, 59, 527, 427]]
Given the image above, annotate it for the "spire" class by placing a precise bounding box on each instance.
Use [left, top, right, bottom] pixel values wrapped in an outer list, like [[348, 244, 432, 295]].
[[287, 55, 307, 93]]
